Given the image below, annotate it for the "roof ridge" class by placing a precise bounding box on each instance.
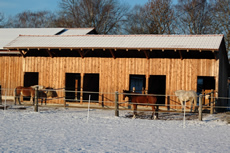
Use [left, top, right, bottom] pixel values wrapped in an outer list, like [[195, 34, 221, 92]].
[[66, 27, 95, 30], [18, 34, 224, 37]]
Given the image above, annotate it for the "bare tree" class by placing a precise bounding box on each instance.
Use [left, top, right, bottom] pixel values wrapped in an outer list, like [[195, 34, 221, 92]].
[[124, 5, 150, 34], [56, 0, 129, 34], [6, 10, 57, 28], [0, 12, 5, 27], [125, 0, 175, 34], [211, 0, 230, 55], [175, 0, 213, 34]]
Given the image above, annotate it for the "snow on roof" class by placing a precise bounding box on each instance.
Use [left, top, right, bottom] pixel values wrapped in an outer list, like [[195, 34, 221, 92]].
[[0, 28, 65, 49], [61, 28, 95, 35], [4, 34, 224, 51]]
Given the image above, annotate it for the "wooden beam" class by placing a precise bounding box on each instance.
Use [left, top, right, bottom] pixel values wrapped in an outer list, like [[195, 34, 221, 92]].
[[109, 49, 116, 59], [143, 50, 149, 59], [213, 51, 217, 60], [19, 50, 25, 58], [78, 50, 84, 58], [179, 50, 183, 60], [46, 49, 53, 58], [83, 50, 90, 57], [80, 73, 84, 104]]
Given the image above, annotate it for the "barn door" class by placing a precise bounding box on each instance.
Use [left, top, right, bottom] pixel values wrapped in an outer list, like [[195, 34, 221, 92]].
[[148, 75, 166, 105], [65, 73, 81, 102], [83, 74, 99, 102], [129, 75, 146, 93], [197, 76, 215, 105], [23, 72, 39, 100], [24, 72, 39, 87]]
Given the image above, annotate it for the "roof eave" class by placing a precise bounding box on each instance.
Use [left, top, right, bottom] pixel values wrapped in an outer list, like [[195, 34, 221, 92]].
[[4, 46, 220, 52]]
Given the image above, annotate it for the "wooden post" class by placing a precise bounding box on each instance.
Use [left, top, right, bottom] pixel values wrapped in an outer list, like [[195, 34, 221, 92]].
[[101, 94, 104, 107], [80, 73, 84, 104], [142, 87, 145, 94], [115, 91, 119, 117], [202, 89, 205, 105], [132, 87, 135, 92], [34, 86, 39, 112], [167, 95, 170, 111], [210, 89, 214, 114], [64, 88, 66, 107], [199, 94, 203, 121], [0, 85, 2, 105], [14, 88, 17, 105]]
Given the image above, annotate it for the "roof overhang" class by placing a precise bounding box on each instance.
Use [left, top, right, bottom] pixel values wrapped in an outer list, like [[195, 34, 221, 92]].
[[3, 34, 224, 59]]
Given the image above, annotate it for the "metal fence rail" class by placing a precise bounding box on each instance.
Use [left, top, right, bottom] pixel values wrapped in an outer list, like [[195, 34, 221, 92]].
[[1, 87, 230, 121]]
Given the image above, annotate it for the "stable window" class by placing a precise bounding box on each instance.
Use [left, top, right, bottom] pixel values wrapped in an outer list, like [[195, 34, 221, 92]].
[[24, 72, 38, 87], [148, 75, 166, 105], [65, 73, 81, 102], [129, 75, 146, 93], [197, 76, 215, 94], [83, 74, 100, 102]]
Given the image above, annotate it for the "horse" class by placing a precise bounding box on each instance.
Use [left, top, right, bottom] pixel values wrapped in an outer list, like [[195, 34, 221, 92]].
[[14, 86, 47, 105], [123, 90, 158, 119], [15, 86, 35, 105], [45, 87, 58, 98], [174, 90, 198, 112], [38, 90, 47, 105]]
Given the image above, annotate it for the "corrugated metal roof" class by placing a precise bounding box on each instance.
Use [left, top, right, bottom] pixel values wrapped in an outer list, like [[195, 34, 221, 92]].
[[61, 28, 95, 35], [0, 28, 64, 49], [4, 34, 224, 51]]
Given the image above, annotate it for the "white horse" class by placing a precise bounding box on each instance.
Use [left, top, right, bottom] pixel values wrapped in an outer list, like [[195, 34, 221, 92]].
[[175, 90, 198, 112]]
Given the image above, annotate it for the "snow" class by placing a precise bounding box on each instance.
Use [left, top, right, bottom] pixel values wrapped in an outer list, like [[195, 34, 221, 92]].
[[0, 106, 230, 153]]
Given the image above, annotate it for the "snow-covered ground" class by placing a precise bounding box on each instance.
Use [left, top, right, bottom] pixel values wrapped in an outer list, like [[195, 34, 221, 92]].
[[0, 106, 230, 153]]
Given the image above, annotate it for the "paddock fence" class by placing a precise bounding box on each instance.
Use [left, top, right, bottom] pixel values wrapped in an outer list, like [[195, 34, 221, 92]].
[[1, 86, 230, 121]]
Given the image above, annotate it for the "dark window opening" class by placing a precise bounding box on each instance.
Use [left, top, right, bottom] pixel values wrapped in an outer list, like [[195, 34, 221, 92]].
[[197, 76, 215, 94], [65, 73, 81, 102], [23, 72, 39, 100], [148, 75, 166, 105], [24, 72, 38, 87], [197, 76, 215, 106], [129, 75, 146, 93], [83, 74, 100, 102]]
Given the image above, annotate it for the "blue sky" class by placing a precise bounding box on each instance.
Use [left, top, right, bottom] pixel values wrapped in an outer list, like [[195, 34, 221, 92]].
[[0, 0, 177, 17]]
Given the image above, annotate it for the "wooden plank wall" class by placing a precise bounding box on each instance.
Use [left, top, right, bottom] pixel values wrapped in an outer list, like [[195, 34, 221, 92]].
[[0, 56, 23, 96], [0, 56, 219, 109]]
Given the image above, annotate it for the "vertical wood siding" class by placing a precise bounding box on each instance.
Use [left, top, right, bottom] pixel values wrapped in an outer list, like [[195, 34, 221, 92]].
[[0, 56, 220, 109]]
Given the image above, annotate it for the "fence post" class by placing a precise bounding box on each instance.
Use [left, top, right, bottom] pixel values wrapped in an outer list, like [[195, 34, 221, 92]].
[[34, 86, 39, 112], [101, 94, 104, 107], [0, 85, 2, 105], [115, 91, 119, 117], [64, 89, 66, 107], [167, 95, 170, 111], [199, 94, 203, 121], [210, 89, 214, 114]]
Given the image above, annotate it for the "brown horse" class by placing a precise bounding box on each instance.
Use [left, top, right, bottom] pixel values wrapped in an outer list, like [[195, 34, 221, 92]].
[[14, 86, 47, 105], [123, 90, 158, 119]]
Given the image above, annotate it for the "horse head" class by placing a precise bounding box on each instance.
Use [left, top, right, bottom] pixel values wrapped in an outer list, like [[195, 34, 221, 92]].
[[45, 87, 58, 98], [123, 90, 130, 100]]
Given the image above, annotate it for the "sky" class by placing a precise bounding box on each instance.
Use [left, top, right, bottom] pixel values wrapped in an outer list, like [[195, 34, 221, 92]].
[[0, 0, 177, 17], [0, 0, 147, 17]]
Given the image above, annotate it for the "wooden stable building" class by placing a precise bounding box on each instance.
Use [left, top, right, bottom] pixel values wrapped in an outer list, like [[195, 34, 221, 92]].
[[1, 33, 229, 111]]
